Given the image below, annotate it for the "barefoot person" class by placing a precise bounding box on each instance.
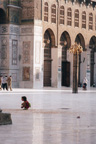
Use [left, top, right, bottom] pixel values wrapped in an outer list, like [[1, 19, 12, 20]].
[[21, 96, 31, 110]]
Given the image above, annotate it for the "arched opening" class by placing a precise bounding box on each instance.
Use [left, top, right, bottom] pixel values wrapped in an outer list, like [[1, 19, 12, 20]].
[[43, 29, 55, 86], [0, 9, 6, 24], [75, 33, 85, 86], [89, 36, 96, 86], [60, 31, 71, 87]]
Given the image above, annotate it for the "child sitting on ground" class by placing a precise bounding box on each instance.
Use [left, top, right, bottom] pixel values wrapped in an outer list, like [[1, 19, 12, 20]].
[[21, 96, 31, 110]]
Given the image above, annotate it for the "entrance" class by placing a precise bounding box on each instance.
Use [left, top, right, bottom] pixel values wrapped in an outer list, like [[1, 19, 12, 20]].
[[44, 60, 51, 86], [43, 29, 55, 86], [62, 61, 70, 87]]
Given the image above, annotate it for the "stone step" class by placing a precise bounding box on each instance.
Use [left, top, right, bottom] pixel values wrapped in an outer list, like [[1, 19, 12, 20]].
[[0, 112, 12, 125]]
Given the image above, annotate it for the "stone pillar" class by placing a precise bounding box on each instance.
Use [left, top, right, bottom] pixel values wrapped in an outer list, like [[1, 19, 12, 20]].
[[57, 45, 62, 88], [51, 47, 58, 87], [33, 23, 43, 88], [86, 50, 91, 89], [73, 54, 79, 93]]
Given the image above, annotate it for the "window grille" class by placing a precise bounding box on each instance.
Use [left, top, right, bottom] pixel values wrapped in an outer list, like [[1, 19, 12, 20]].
[[67, 8, 72, 26], [89, 13, 93, 30], [44, 2, 48, 22], [82, 11, 86, 29], [60, 6, 64, 25], [51, 4, 56, 23], [74, 9, 79, 27]]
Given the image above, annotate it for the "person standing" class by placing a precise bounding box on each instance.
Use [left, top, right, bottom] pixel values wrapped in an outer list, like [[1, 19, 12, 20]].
[[83, 77, 88, 90], [0, 76, 2, 90], [7, 76, 12, 91], [4, 76, 8, 91]]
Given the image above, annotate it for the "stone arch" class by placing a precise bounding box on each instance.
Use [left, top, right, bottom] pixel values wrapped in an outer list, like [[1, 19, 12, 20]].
[[0, 8, 6, 24], [89, 36, 96, 86], [75, 33, 86, 86], [75, 33, 85, 50], [43, 28, 55, 86], [60, 31, 71, 87], [44, 28, 55, 47], [60, 31, 71, 49]]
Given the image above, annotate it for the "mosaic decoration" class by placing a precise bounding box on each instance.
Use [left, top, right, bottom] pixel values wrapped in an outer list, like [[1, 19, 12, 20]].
[[23, 67, 30, 81], [35, 68, 40, 81], [35, 41, 41, 64], [23, 41, 30, 64], [12, 40, 18, 65], [21, 28, 32, 33]]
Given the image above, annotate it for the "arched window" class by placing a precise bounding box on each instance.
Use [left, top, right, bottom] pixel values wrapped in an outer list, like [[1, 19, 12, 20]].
[[51, 4, 56, 23], [89, 13, 93, 30], [67, 8, 72, 26], [44, 2, 48, 22], [60, 6, 64, 25], [74, 9, 79, 27], [82, 11, 86, 29]]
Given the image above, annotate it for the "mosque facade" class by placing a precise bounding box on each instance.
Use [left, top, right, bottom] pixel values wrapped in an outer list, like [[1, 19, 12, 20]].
[[0, 0, 96, 88]]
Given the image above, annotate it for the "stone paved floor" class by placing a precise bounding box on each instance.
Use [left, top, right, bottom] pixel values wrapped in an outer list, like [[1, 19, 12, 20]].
[[0, 88, 96, 144]]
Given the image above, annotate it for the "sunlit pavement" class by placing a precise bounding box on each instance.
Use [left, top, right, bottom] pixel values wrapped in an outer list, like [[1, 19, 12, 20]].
[[0, 87, 96, 144]]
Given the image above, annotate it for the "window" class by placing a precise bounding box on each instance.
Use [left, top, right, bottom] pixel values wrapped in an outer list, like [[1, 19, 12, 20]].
[[44, 2, 48, 22], [74, 9, 79, 27], [89, 13, 93, 30], [67, 8, 72, 26], [82, 11, 86, 29], [51, 4, 56, 23], [60, 6, 64, 25]]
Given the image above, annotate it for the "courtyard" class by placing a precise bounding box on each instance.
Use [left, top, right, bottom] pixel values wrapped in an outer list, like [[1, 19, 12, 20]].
[[0, 88, 96, 144]]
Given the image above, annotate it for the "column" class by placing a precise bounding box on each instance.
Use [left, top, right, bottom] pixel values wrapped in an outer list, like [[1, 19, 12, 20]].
[[86, 50, 91, 89], [57, 45, 62, 88], [51, 47, 58, 87]]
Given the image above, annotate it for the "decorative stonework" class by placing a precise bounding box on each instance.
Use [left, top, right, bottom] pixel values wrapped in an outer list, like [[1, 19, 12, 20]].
[[1, 26, 8, 33], [10, 25, 20, 34], [9, 8, 20, 25], [1, 37, 7, 67], [21, 27, 32, 33], [23, 67, 30, 81], [23, 41, 30, 64], [35, 68, 40, 81], [35, 41, 41, 64], [21, 0, 34, 20], [12, 73, 17, 82], [12, 40, 18, 65]]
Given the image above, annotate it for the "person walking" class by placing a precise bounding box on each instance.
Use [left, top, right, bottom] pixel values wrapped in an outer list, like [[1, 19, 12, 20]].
[[7, 76, 12, 91]]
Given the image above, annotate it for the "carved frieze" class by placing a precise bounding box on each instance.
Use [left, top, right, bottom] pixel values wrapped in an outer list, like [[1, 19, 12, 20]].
[[23, 41, 30, 64], [21, 27, 32, 33], [12, 40, 18, 65], [10, 25, 20, 34], [1, 37, 7, 67]]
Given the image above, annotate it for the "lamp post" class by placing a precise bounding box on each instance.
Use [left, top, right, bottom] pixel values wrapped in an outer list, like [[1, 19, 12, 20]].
[[69, 43, 83, 93]]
